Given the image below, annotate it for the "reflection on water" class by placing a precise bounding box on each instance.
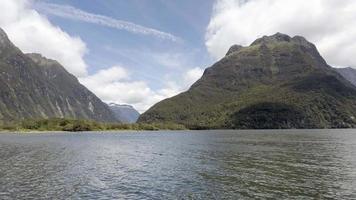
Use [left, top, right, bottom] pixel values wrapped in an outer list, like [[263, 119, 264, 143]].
[[0, 130, 356, 199]]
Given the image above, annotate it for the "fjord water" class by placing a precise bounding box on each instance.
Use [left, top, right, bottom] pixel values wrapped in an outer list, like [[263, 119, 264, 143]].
[[0, 130, 356, 199]]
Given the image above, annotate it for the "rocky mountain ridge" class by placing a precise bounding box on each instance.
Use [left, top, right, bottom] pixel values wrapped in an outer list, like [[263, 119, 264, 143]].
[[0, 28, 117, 122]]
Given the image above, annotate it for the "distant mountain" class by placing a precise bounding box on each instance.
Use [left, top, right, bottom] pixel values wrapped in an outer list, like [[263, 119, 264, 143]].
[[139, 33, 356, 129], [0, 28, 117, 122], [335, 67, 356, 87], [108, 103, 140, 123]]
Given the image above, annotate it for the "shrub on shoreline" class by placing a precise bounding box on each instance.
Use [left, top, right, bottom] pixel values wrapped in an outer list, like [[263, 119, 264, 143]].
[[0, 118, 186, 132]]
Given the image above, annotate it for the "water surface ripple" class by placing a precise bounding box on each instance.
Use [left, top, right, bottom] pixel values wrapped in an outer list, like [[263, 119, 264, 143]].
[[0, 130, 356, 199]]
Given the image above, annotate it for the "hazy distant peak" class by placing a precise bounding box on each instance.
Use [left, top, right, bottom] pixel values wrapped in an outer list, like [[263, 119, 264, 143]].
[[335, 67, 356, 87], [107, 103, 140, 123], [108, 103, 134, 108]]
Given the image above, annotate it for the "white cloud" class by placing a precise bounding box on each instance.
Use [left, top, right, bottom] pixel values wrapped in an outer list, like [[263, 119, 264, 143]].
[[0, 0, 88, 77], [184, 67, 204, 86], [79, 66, 152, 112], [82, 66, 129, 84], [80, 66, 204, 112], [151, 53, 185, 69], [35, 2, 181, 42], [154, 67, 204, 99], [206, 0, 356, 68]]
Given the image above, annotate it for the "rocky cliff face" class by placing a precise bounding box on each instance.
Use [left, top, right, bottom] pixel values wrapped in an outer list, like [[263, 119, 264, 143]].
[[139, 33, 356, 129], [108, 103, 140, 123], [0, 28, 116, 122]]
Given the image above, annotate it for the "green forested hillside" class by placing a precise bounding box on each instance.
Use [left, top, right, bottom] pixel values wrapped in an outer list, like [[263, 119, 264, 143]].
[[139, 33, 356, 129]]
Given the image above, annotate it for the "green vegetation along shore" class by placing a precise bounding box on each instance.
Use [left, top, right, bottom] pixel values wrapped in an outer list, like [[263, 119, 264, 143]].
[[0, 118, 186, 132]]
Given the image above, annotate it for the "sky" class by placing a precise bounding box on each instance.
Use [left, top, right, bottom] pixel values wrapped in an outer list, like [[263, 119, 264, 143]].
[[1, 0, 356, 112]]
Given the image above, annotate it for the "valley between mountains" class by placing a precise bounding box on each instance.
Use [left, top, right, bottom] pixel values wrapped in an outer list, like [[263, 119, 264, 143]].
[[1, 28, 356, 130]]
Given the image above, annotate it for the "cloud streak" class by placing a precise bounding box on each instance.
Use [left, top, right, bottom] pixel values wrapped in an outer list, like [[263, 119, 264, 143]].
[[35, 2, 181, 42]]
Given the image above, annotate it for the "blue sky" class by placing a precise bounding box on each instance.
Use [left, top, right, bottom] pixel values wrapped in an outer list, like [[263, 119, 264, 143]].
[[35, 0, 215, 90]]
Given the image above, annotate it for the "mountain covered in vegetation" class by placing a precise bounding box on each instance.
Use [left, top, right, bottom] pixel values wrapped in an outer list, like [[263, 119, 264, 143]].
[[0, 28, 116, 122], [108, 103, 140, 123], [139, 33, 356, 129]]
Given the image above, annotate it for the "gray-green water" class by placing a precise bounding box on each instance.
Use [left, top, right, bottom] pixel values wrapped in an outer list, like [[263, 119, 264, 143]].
[[0, 130, 356, 199]]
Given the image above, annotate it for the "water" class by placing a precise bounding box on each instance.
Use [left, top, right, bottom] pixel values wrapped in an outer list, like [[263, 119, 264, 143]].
[[0, 130, 356, 199]]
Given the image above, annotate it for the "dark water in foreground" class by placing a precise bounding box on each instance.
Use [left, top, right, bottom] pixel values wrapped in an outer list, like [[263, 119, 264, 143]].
[[0, 130, 356, 199]]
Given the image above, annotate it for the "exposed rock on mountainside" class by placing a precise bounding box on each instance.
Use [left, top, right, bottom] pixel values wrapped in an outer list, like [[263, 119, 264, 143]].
[[139, 33, 356, 129], [335, 67, 356, 87], [0, 28, 116, 122], [108, 103, 140, 123]]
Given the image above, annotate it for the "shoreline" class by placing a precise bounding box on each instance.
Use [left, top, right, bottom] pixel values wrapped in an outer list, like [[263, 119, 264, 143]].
[[0, 129, 186, 134], [1, 128, 355, 135]]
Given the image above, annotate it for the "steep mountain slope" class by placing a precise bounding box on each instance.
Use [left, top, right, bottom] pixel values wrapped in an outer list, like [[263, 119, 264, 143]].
[[139, 33, 356, 129], [0, 28, 116, 122], [336, 67, 356, 87], [108, 103, 140, 123]]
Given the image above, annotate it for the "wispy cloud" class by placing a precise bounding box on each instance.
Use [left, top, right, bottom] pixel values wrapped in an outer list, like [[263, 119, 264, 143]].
[[35, 3, 181, 42]]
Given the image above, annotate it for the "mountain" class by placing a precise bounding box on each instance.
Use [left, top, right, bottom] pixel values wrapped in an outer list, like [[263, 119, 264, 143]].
[[0, 28, 117, 122], [108, 103, 140, 123], [335, 67, 356, 87], [139, 33, 356, 129]]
